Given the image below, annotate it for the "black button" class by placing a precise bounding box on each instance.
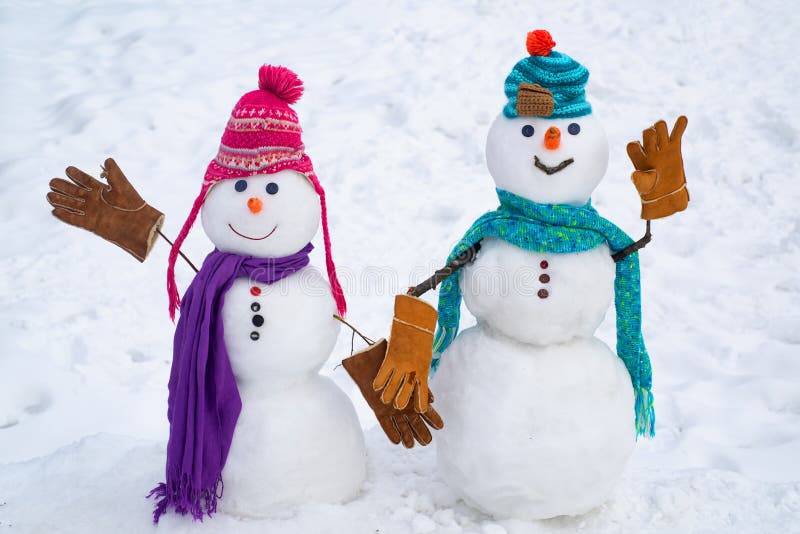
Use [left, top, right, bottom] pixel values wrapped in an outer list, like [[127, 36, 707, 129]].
[[250, 331, 260, 341], [252, 314, 264, 327], [251, 302, 260, 312]]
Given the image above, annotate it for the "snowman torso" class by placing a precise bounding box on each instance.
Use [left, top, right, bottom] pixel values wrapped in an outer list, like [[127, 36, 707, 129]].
[[219, 266, 366, 517], [221, 266, 338, 384], [460, 237, 615, 345]]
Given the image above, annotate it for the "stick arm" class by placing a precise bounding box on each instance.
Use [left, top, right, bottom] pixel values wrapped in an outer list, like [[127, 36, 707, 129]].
[[612, 220, 652, 263], [407, 242, 482, 298]]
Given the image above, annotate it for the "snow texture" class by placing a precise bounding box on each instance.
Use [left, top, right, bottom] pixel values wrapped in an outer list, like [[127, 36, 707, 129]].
[[1, 0, 799, 532]]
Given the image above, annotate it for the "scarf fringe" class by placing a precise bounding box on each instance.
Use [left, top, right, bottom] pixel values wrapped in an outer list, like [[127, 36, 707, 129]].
[[634, 386, 656, 439], [147, 471, 224, 523]]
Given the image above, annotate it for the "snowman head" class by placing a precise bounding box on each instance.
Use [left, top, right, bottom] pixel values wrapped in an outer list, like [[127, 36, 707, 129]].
[[486, 113, 609, 206], [490, 30, 607, 206], [200, 170, 320, 257], [166, 64, 347, 319]]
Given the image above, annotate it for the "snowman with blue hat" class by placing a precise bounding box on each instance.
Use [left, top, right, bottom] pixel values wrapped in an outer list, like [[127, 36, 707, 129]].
[[424, 29, 690, 519]]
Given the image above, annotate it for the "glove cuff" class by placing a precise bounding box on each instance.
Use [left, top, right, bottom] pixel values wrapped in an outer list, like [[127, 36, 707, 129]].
[[342, 339, 390, 412], [640, 183, 689, 220], [393, 294, 437, 332], [110, 203, 165, 262]]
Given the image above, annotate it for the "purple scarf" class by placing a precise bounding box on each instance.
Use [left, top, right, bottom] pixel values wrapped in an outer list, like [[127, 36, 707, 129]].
[[148, 244, 313, 522]]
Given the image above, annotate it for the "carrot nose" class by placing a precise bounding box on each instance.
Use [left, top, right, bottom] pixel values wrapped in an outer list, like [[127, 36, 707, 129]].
[[247, 197, 263, 214], [544, 126, 561, 150]]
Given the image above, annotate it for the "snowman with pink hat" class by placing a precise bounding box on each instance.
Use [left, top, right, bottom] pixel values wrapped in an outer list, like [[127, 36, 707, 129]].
[[47, 65, 367, 521]]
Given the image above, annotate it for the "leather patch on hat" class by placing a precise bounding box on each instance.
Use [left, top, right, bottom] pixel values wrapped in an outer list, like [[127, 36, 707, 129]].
[[516, 83, 554, 117]]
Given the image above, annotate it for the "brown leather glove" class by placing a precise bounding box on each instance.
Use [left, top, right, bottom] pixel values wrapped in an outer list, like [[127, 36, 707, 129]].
[[372, 294, 438, 413], [343, 338, 444, 448], [47, 158, 164, 262], [626, 116, 690, 220]]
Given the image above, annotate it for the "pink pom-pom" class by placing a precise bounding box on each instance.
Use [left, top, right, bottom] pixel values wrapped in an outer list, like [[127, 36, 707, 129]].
[[258, 65, 304, 104]]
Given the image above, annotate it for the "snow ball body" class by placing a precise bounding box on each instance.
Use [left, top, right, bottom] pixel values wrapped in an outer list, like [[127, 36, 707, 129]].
[[201, 170, 321, 258], [200, 170, 366, 517], [434, 114, 635, 519], [434, 325, 635, 519], [460, 237, 615, 345]]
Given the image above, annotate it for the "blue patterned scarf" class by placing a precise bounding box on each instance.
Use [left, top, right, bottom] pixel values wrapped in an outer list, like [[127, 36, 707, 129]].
[[432, 189, 655, 437]]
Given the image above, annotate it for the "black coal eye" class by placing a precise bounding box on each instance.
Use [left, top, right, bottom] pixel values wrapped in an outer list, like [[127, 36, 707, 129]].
[[568, 123, 581, 135], [234, 180, 248, 192], [266, 182, 279, 195], [521, 125, 534, 137]]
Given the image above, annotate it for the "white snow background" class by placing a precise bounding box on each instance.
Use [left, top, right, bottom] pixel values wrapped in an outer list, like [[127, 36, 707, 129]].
[[1, 0, 799, 532]]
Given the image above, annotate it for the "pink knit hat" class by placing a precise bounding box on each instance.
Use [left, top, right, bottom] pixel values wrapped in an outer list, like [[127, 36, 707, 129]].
[[167, 65, 346, 320]]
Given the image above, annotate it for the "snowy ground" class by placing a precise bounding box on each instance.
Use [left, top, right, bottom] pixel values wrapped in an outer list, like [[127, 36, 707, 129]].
[[1, 0, 799, 532]]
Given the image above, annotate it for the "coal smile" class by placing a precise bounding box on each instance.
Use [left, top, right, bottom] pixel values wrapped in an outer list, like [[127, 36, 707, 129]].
[[228, 223, 278, 241], [534, 155, 575, 175]]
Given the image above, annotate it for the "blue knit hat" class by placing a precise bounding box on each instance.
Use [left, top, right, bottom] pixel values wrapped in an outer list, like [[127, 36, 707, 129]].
[[503, 30, 591, 119]]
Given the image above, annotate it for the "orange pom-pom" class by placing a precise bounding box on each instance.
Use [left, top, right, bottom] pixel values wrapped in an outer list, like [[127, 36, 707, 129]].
[[526, 29, 556, 56]]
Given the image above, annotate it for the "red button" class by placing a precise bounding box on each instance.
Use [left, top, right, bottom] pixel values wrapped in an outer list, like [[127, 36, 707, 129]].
[[537, 289, 549, 299], [539, 274, 550, 283], [540, 260, 549, 269], [250, 286, 261, 296]]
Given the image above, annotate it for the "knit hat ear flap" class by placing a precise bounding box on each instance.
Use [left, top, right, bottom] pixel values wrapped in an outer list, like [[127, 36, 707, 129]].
[[305, 171, 347, 317], [167, 183, 211, 321]]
